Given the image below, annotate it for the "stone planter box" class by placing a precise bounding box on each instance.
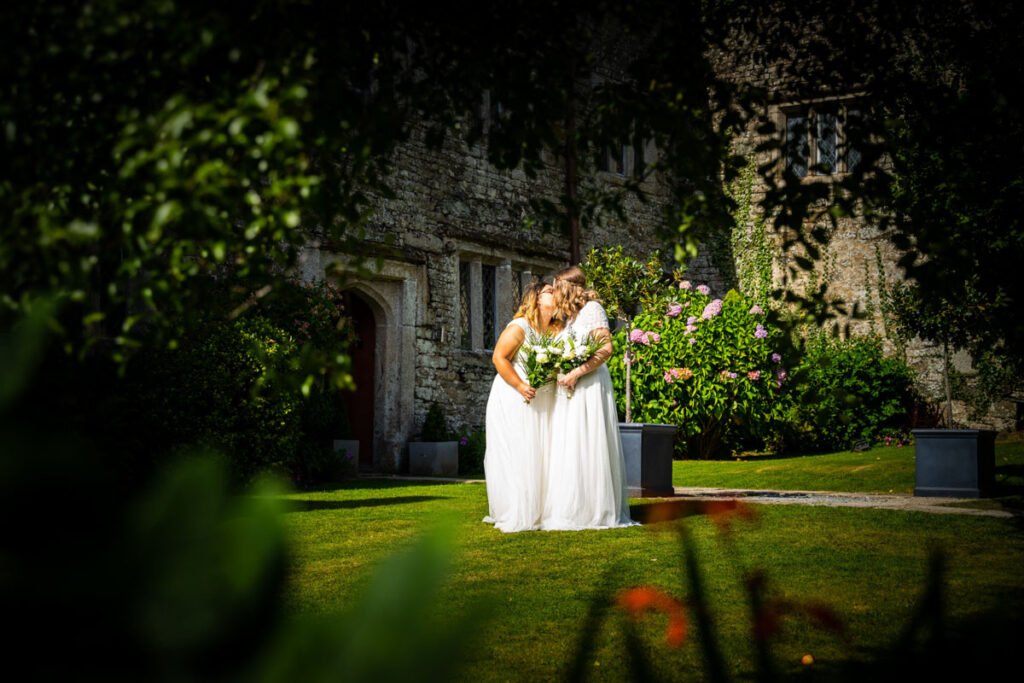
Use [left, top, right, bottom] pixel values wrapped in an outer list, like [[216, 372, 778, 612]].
[[912, 429, 996, 498], [620, 423, 677, 497], [331, 440, 360, 473], [333, 439, 360, 465], [408, 441, 459, 477]]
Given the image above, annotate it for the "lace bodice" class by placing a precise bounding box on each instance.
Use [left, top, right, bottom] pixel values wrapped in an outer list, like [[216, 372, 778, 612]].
[[568, 300, 610, 340]]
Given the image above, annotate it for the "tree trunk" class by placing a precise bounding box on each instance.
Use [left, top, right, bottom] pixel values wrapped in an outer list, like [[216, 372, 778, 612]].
[[564, 77, 580, 265], [942, 338, 954, 427], [625, 327, 633, 423]]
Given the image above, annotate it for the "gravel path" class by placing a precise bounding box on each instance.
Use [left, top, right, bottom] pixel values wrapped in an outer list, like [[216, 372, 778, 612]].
[[367, 475, 1019, 519], [671, 487, 1017, 518]]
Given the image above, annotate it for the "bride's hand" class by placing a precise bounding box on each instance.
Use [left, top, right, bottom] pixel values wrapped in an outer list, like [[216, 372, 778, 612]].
[[559, 370, 579, 391], [518, 383, 537, 401]]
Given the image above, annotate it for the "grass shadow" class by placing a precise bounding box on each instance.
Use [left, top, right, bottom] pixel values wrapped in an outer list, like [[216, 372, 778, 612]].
[[629, 498, 741, 525], [281, 495, 448, 512], [730, 447, 872, 462], [294, 478, 476, 493]]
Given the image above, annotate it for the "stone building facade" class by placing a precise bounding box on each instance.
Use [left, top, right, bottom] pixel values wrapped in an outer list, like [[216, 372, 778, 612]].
[[298, 119, 727, 471], [298, 44, 1019, 472]]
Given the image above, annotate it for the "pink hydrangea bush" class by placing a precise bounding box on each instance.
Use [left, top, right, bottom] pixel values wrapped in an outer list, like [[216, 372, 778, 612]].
[[609, 287, 782, 458]]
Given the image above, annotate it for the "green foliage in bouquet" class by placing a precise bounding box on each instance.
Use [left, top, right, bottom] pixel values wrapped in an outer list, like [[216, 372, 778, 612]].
[[608, 286, 783, 458], [521, 333, 563, 389]]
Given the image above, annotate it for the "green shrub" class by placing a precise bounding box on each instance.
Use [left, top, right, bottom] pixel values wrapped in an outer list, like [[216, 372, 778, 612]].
[[457, 430, 486, 475], [784, 334, 916, 452], [108, 278, 355, 485], [608, 285, 784, 458], [420, 403, 451, 441]]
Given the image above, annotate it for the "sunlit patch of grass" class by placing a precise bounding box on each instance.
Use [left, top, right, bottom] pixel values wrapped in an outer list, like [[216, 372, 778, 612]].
[[277, 479, 1024, 681], [674, 438, 1024, 496]]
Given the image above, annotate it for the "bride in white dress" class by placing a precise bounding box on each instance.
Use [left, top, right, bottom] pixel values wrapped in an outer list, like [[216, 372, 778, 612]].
[[483, 283, 561, 533], [542, 267, 635, 530]]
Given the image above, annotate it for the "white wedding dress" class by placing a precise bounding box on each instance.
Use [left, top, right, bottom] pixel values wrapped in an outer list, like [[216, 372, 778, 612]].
[[483, 318, 555, 533], [542, 301, 636, 530]]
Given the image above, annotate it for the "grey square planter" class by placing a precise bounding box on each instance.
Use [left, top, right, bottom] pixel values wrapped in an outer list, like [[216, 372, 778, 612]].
[[620, 423, 677, 497], [912, 429, 996, 498], [408, 441, 459, 477], [333, 439, 360, 463]]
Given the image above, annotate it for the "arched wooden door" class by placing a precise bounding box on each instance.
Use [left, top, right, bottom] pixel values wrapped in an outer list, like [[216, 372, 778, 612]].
[[343, 291, 376, 468]]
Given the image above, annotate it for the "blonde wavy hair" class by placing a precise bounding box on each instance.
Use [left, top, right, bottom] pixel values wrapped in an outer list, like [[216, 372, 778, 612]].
[[513, 282, 547, 332], [552, 265, 601, 321]]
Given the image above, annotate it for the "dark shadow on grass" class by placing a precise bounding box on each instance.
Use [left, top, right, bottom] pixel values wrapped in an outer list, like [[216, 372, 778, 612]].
[[294, 478, 477, 494], [281, 495, 448, 512], [723, 448, 875, 462], [630, 498, 739, 525], [995, 463, 1024, 484], [829, 609, 1024, 682]]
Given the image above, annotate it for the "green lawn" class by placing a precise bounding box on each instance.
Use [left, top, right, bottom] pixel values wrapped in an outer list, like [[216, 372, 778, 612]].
[[278, 477, 1024, 681], [674, 438, 1024, 500]]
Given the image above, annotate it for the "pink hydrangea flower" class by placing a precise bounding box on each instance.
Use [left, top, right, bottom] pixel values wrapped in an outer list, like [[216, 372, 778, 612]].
[[666, 303, 683, 318], [701, 299, 723, 320], [688, 338, 697, 345], [754, 324, 768, 339], [629, 328, 645, 343], [749, 305, 764, 315], [747, 370, 761, 381], [771, 352, 782, 363], [649, 332, 661, 343], [775, 368, 788, 387], [697, 284, 711, 296], [686, 316, 697, 325], [664, 367, 694, 384], [679, 280, 692, 290]]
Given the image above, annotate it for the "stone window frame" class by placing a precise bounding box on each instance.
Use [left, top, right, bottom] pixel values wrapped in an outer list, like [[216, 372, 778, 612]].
[[772, 95, 863, 180], [596, 127, 656, 181], [455, 251, 553, 352]]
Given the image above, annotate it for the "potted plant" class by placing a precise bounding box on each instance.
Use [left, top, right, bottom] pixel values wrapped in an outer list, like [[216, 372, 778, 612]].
[[886, 283, 996, 497], [582, 246, 677, 496], [408, 402, 459, 477]]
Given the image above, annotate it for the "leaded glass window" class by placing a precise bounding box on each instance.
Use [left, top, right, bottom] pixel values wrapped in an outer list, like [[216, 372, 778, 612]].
[[481, 264, 496, 349], [510, 270, 523, 312], [814, 112, 838, 175], [459, 261, 471, 349], [786, 114, 809, 178], [845, 108, 862, 171], [598, 143, 627, 175], [784, 102, 861, 178]]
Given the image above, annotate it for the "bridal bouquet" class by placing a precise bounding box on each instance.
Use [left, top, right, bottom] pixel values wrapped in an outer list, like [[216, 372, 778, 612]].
[[552, 334, 602, 399], [521, 333, 562, 394]]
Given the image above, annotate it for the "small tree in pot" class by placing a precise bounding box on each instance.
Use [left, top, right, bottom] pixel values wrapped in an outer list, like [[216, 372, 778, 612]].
[[885, 281, 997, 496], [581, 246, 674, 495], [408, 402, 459, 477], [580, 246, 664, 422]]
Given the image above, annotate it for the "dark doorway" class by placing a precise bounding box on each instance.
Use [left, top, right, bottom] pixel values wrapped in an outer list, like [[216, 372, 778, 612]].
[[343, 292, 376, 468]]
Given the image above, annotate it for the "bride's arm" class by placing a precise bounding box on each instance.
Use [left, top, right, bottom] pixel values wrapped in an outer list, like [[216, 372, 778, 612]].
[[492, 325, 537, 401], [559, 328, 613, 391]]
